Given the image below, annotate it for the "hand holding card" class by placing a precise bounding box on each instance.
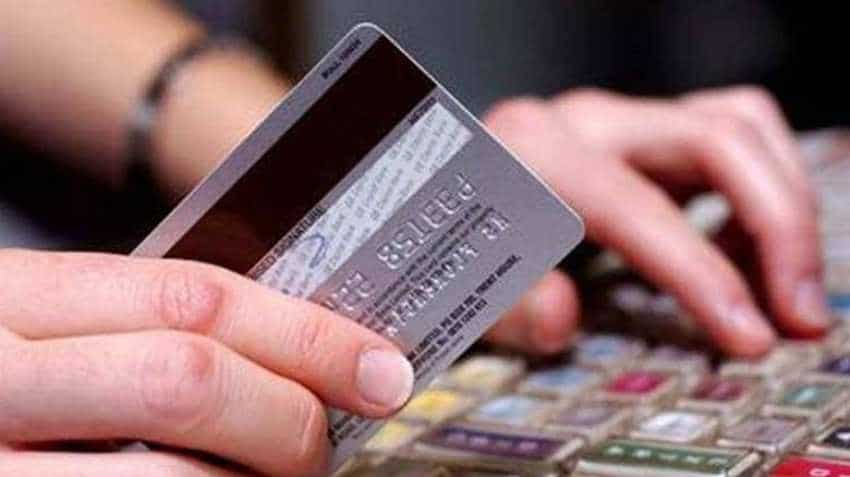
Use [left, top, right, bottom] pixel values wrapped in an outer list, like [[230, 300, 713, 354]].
[[134, 24, 584, 471]]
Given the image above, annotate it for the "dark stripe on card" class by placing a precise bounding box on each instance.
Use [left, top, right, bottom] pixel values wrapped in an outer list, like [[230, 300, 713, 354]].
[[163, 37, 434, 274]]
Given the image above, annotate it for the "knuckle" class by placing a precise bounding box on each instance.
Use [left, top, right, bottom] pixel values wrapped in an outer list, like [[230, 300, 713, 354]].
[[729, 85, 780, 115], [139, 335, 221, 430], [704, 113, 755, 143], [721, 273, 753, 305], [282, 309, 335, 370], [555, 88, 639, 146], [706, 263, 752, 307], [554, 88, 622, 120], [484, 97, 550, 133], [688, 246, 751, 302], [695, 113, 760, 158], [154, 266, 225, 335]]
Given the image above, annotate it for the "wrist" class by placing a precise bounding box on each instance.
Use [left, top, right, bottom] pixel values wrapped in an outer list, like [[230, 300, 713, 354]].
[[148, 46, 290, 198]]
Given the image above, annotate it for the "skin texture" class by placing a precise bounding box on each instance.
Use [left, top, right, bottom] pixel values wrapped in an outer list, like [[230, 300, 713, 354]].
[[0, 2, 832, 475]]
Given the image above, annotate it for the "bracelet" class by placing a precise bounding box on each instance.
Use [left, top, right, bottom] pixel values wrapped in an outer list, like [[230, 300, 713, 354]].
[[125, 35, 254, 186]]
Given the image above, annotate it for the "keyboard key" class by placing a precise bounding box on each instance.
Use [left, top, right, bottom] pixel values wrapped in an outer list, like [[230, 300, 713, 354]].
[[677, 376, 762, 425], [690, 377, 749, 401], [398, 388, 478, 424], [516, 365, 601, 400], [769, 455, 850, 477], [465, 394, 553, 427], [413, 423, 584, 475], [443, 356, 526, 395], [630, 410, 718, 444], [822, 354, 850, 373], [575, 438, 761, 477], [594, 370, 679, 405], [363, 420, 427, 454], [717, 417, 809, 458], [720, 348, 800, 382], [812, 353, 850, 383], [806, 422, 850, 460], [544, 402, 632, 445], [573, 334, 645, 372], [644, 346, 711, 387], [762, 382, 850, 429]]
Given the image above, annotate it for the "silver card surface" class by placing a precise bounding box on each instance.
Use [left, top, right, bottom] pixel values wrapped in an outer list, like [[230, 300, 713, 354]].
[[134, 24, 584, 471]]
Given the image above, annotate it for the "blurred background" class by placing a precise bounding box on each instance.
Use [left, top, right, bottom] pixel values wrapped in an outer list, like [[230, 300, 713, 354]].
[[1, 0, 847, 252]]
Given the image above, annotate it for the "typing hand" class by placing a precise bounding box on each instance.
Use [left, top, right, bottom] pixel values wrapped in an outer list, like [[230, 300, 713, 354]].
[[485, 86, 831, 357]]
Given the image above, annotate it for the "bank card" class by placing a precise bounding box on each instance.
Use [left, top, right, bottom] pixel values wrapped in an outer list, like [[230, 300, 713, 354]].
[[134, 24, 584, 471]]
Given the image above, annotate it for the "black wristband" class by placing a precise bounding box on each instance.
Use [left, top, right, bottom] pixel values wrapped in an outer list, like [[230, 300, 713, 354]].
[[125, 35, 252, 187]]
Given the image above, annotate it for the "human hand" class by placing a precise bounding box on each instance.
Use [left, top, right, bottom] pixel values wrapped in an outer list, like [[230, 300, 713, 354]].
[[0, 250, 414, 477], [483, 86, 831, 357]]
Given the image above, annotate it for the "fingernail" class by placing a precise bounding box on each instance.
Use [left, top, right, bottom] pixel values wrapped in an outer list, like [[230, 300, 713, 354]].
[[726, 304, 777, 346], [357, 349, 414, 410], [796, 278, 835, 328]]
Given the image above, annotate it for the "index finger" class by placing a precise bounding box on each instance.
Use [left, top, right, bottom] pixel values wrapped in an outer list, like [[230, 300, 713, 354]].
[[682, 86, 817, 209], [0, 250, 414, 418]]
